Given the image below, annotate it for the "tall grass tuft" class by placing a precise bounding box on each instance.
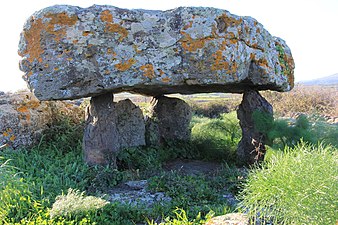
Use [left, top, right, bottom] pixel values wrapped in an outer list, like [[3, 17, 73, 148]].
[[50, 188, 109, 218], [239, 142, 338, 225]]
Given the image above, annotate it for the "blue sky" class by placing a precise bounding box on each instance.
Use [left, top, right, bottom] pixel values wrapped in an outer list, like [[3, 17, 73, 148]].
[[1, 0, 337, 91]]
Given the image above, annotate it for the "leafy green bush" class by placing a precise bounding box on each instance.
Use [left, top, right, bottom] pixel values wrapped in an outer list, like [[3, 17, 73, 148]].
[[191, 112, 241, 162], [147, 208, 214, 225], [253, 111, 315, 148], [239, 142, 338, 224], [311, 117, 338, 147]]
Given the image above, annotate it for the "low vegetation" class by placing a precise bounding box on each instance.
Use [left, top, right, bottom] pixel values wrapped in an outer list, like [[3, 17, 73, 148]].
[[0, 86, 337, 224], [240, 142, 338, 225]]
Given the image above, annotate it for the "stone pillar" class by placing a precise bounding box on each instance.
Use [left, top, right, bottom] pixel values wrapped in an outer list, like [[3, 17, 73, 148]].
[[83, 93, 118, 166], [83, 93, 145, 166], [146, 96, 192, 146], [114, 99, 146, 149], [236, 90, 273, 165]]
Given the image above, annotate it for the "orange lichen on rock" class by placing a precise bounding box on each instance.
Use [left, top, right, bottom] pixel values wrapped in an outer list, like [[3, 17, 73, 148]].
[[100, 10, 128, 42], [19, 12, 77, 63], [216, 13, 242, 33], [180, 31, 212, 52], [257, 58, 269, 68], [10, 135, 16, 142], [161, 77, 171, 82], [115, 58, 136, 71], [19, 17, 44, 63], [82, 31, 93, 36], [16, 100, 40, 114], [107, 48, 117, 56], [3, 131, 9, 137], [183, 21, 193, 30], [100, 10, 113, 23], [140, 64, 155, 79], [229, 39, 238, 45], [211, 50, 229, 71], [159, 69, 165, 76], [105, 24, 128, 41], [27, 71, 33, 77], [45, 12, 78, 42], [17, 105, 29, 113]]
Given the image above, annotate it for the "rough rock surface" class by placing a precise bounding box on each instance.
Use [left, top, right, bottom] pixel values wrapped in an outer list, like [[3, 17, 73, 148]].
[[0, 91, 83, 149], [18, 5, 294, 100], [146, 96, 192, 145], [83, 93, 145, 166], [115, 99, 145, 149], [206, 213, 249, 225], [237, 90, 273, 165], [109, 180, 172, 207], [0, 91, 52, 148]]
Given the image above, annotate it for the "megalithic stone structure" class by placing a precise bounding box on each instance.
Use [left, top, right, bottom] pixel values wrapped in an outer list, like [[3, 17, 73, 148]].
[[237, 90, 273, 165], [18, 5, 295, 166], [146, 96, 192, 146]]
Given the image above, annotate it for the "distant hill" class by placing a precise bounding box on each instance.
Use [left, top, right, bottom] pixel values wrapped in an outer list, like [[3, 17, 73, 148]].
[[298, 73, 338, 86]]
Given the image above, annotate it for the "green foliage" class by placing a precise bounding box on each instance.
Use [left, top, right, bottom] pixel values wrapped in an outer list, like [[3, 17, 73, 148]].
[[148, 208, 214, 225], [310, 116, 338, 147], [191, 112, 241, 163], [41, 115, 84, 154], [148, 171, 220, 207], [239, 142, 338, 225], [117, 143, 197, 177], [252, 111, 315, 148], [0, 159, 42, 223], [1, 104, 336, 224]]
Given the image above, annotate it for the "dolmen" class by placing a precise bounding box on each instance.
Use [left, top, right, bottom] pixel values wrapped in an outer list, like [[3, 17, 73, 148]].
[[18, 5, 295, 166]]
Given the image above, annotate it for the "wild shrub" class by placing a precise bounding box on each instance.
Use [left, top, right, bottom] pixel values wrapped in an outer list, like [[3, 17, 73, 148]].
[[239, 142, 338, 225], [191, 112, 241, 163], [252, 111, 315, 148], [310, 116, 338, 147]]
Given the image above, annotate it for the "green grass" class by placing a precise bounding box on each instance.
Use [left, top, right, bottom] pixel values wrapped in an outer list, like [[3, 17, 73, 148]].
[[239, 142, 338, 225], [0, 110, 337, 224], [191, 112, 241, 163]]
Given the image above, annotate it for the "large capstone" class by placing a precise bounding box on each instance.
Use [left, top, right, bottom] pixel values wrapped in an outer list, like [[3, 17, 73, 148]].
[[146, 96, 192, 145], [236, 90, 273, 165], [83, 93, 145, 166], [18, 5, 294, 100]]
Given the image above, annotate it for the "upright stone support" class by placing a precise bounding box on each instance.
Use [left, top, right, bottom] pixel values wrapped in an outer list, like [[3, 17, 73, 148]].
[[236, 90, 273, 165], [83, 93, 145, 166], [146, 96, 192, 145], [83, 93, 118, 166]]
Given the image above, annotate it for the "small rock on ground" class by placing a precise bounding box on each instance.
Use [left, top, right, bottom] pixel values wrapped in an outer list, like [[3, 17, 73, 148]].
[[206, 213, 248, 225]]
